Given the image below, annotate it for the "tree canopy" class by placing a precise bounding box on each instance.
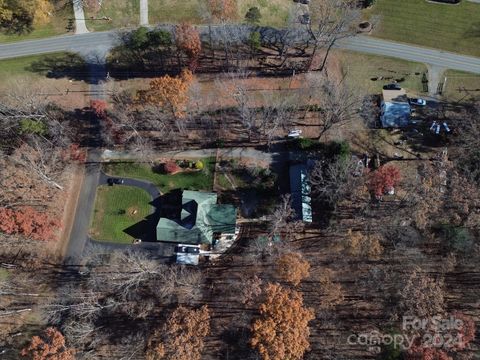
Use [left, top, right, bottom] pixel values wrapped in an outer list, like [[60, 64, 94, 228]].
[[251, 283, 315, 360]]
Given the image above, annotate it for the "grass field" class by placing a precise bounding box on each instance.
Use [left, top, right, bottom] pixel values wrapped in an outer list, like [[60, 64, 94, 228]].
[[84, 0, 291, 30], [337, 50, 428, 95], [0, 52, 74, 79], [90, 185, 152, 244], [149, 0, 291, 27], [443, 70, 480, 101], [104, 158, 216, 193], [85, 0, 140, 31], [364, 0, 480, 57], [0, 5, 73, 43]]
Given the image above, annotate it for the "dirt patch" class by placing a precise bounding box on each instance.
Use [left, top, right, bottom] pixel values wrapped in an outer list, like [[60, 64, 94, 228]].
[[127, 206, 140, 218]]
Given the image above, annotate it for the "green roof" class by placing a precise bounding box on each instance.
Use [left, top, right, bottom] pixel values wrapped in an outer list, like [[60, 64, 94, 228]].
[[157, 191, 237, 244]]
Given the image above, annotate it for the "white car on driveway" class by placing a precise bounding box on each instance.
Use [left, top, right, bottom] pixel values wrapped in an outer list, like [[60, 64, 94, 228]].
[[288, 129, 302, 138], [409, 98, 427, 106]]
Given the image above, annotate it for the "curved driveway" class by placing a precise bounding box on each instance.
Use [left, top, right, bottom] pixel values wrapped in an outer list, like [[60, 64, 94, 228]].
[[98, 172, 161, 200], [65, 168, 163, 263]]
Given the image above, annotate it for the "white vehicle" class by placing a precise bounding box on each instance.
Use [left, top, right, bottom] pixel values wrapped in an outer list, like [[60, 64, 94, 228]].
[[287, 129, 302, 138], [409, 98, 427, 106]]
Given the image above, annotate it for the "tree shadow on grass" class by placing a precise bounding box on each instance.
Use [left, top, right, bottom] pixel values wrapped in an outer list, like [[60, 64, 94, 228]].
[[123, 196, 162, 242], [28, 52, 90, 81], [123, 190, 185, 243]]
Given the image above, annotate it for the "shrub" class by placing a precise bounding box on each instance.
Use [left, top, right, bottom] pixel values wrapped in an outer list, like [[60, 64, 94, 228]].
[[245, 7, 262, 24], [195, 160, 204, 170], [297, 138, 315, 150], [248, 31, 261, 51], [18, 118, 47, 135], [163, 161, 180, 174]]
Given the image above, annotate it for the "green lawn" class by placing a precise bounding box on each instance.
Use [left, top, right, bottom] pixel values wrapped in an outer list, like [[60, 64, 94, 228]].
[[364, 0, 480, 57], [90, 185, 152, 244], [443, 69, 480, 101], [337, 50, 428, 95], [85, 0, 140, 31], [0, 5, 73, 43], [149, 0, 291, 27], [0, 52, 79, 79], [83, 0, 291, 30], [103, 158, 216, 193]]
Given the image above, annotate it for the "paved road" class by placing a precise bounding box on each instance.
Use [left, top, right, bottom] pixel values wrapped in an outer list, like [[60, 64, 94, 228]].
[[335, 36, 480, 74], [0, 31, 117, 59], [1, 30, 480, 73]]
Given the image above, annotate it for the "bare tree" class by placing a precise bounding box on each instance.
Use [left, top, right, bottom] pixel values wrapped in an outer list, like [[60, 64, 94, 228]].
[[303, 73, 361, 139], [306, 0, 359, 71], [310, 155, 360, 209]]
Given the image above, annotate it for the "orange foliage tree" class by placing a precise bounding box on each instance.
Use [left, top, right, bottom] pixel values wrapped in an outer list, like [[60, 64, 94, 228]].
[[251, 283, 315, 360], [368, 165, 401, 198], [147, 305, 210, 360], [207, 0, 238, 21], [276, 252, 310, 286], [175, 23, 201, 71], [137, 69, 193, 118], [90, 99, 108, 119], [21, 327, 75, 360], [344, 229, 384, 259], [0, 206, 61, 241]]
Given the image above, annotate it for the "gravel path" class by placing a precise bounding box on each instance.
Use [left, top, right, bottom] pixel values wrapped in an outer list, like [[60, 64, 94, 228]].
[[73, 0, 89, 34]]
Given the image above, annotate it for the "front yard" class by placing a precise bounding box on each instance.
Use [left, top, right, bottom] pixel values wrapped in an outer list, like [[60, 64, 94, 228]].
[[336, 50, 428, 95], [364, 0, 480, 57], [90, 185, 152, 244], [103, 158, 216, 193]]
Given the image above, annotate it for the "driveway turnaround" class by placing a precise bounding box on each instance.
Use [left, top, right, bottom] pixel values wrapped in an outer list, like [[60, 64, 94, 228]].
[[65, 167, 163, 262], [98, 172, 161, 200]]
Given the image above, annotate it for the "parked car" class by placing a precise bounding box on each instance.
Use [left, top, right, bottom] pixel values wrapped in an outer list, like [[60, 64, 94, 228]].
[[176, 244, 200, 254], [107, 178, 124, 185], [293, 0, 310, 4], [409, 98, 427, 106], [287, 129, 302, 138], [383, 83, 401, 90]]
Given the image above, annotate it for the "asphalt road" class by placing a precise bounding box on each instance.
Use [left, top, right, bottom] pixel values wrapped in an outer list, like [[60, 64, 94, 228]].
[[335, 36, 480, 74], [1, 31, 480, 73]]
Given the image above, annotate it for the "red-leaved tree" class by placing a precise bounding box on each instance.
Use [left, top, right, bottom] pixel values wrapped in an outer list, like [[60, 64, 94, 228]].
[[67, 143, 87, 163], [368, 165, 401, 198], [163, 161, 180, 174], [0, 207, 61, 241], [175, 23, 201, 71], [90, 99, 108, 119]]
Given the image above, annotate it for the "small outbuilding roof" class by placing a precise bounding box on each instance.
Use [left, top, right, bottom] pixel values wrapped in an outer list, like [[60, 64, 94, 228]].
[[381, 89, 411, 128], [289, 163, 312, 223]]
